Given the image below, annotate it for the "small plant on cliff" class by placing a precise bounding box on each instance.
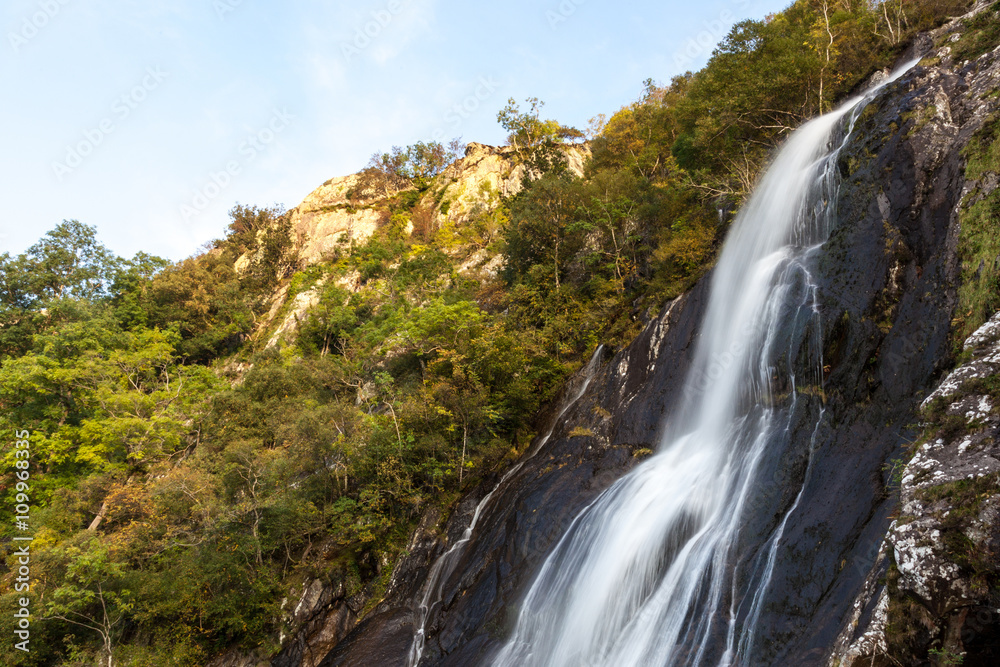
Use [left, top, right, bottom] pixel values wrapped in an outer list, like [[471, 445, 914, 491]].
[[352, 139, 465, 200], [950, 1, 1000, 62], [929, 646, 965, 665], [955, 115, 1000, 343], [497, 97, 583, 177]]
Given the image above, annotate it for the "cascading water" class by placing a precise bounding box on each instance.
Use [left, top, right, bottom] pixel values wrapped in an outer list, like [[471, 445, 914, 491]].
[[490, 60, 920, 667], [406, 345, 606, 667]]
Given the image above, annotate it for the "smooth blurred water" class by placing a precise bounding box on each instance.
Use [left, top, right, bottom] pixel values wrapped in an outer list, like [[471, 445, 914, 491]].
[[489, 60, 919, 667]]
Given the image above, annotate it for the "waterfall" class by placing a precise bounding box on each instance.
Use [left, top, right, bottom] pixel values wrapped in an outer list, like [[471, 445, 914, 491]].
[[490, 60, 919, 667], [406, 346, 606, 667]]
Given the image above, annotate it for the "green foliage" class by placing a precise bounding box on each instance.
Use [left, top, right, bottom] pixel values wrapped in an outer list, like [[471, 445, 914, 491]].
[[668, 0, 972, 194], [0, 222, 162, 359], [110, 252, 171, 330], [353, 139, 465, 200], [955, 116, 1000, 342], [917, 473, 1000, 593], [497, 97, 582, 176], [5, 221, 119, 303], [43, 536, 134, 666], [119, 203, 297, 364], [949, 1, 1000, 62], [673, 15, 821, 178], [928, 647, 965, 665], [144, 251, 253, 363], [500, 94, 718, 357], [225, 204, 297, 301]]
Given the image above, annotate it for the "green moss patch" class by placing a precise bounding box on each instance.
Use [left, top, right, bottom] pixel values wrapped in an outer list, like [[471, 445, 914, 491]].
[[956, 116, 1000, 343], [952, 1, 1000, 62]]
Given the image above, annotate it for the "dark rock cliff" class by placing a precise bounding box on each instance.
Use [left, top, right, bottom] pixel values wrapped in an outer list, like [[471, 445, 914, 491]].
[[830, 4, 1000, 664], [285, 6, 1000, 666]]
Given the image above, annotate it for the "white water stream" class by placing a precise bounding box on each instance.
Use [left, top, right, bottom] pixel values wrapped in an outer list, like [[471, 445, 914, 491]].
[[488, 60, 920, 667]]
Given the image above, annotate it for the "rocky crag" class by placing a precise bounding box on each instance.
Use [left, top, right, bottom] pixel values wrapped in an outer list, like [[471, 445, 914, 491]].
[[279, 142, 588, 268], [252, 142, 589, 353], [209, 144, 591, 667]]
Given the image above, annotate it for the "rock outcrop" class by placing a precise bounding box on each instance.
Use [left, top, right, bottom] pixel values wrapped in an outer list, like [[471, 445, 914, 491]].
[[830, 313, 1000, 667], [254, 141, 589, 349], [285, 143, 590, 268]]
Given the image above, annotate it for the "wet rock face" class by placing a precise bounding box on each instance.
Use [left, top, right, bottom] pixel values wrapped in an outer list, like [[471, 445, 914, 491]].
[[831, 313, 1000, 667], [829, 4, 1000, 664], [311, 13, 999, 667], [270, 576, 367, 667], [724, 56, 968, 667]]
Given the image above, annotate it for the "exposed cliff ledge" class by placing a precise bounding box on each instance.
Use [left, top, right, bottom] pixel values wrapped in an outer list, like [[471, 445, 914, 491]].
[[284, 142, 590, 267], [248, 141, 589, 350]]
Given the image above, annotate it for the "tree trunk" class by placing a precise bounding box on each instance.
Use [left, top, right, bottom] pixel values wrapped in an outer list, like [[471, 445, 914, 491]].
[[553, 238, 560, 290], [459, 423, 468, 487], [88, 475, 134, 531], [88, 502, 109, 532], [882, 0, 898, 44], [252, 511, 263, 565], [819, 1, 834, 114]]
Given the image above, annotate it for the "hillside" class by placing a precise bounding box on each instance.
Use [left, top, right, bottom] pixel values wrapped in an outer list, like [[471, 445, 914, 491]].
[[1, 1, 997, 666]]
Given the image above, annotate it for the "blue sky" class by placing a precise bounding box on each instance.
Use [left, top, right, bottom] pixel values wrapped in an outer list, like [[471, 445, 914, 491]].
[[1, 0, 790, 261]]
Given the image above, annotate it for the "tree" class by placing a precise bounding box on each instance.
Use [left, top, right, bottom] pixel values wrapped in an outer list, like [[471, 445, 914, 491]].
[[812, 0, 836, 113], [423, 372, 495, 487], [0, 318, 217, 500], [225, 204, 296, 301], [497, 97, 582, 177], [671, 15, 822, 185], [110, 252, 170, 330], [0, 222, 125, 357], [356, 146, 411, 200], [299, 285, 360, 357], [21, 220, 120, 302], [585, 114, 607, 140], [578, 189, 642, 292], [407, 140, 463, 183], [44, 537, 133, 667], [354, 140, 464, 199], [145, 252, 254, 363], [504, 173, 582, 291]]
